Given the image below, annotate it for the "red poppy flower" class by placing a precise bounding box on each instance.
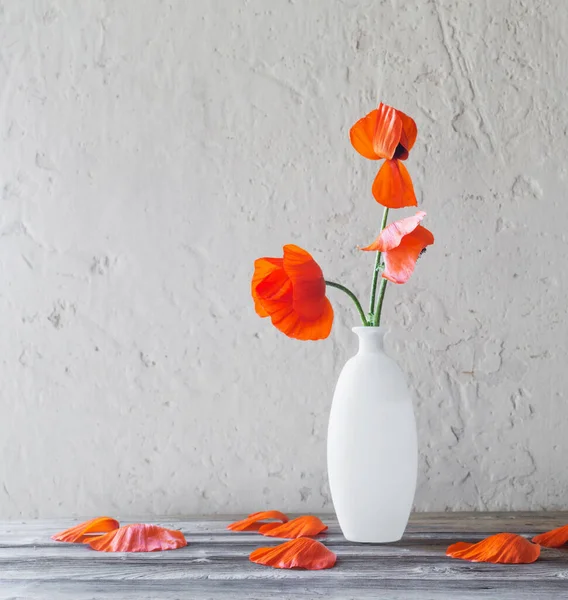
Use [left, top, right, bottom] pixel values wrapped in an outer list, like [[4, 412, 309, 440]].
[[447, 533, 540, 564], [252, 244, 333, 341], [350, 102, 417, 208], [361, 211, 434, 284], [88, 524, 187, 552], [250, 537, 336, 570]]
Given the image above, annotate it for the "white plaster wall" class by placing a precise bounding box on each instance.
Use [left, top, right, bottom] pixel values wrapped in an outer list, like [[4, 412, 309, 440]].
[[0, 0, 567, 518]]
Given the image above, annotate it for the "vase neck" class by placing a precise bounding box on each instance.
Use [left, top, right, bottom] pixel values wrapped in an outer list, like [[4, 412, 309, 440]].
[[353, 327, 385, 354]]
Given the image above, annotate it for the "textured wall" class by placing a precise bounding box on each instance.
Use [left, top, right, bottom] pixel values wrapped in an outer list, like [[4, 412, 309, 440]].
[[0, 0, 566, 518]]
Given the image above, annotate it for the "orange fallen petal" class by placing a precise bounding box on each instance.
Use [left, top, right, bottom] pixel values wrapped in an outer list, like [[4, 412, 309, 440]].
[[372, 159, 417, 208], [259, 515, 328, 539], [250, 537, 336, 570], [227, 511, 289, 532], [446, 533, 540, 564], [88, 524, 187, 552], [533, 524, 568, 548], [52, 517, 120, 543]]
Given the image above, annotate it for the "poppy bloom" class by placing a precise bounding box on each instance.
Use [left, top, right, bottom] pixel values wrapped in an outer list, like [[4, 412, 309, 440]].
[[52, 517, 120, 543], [447, 533, 540, 564], [88, 524, 187, 552], [532, 524, 568, 548], [259, 515, 328, 539], [227, 511, 289, 532], [250, 537, 336, 570], [350, 102, 417, 208], [252, 244, 333, 341], [361, 211, 434, 284]]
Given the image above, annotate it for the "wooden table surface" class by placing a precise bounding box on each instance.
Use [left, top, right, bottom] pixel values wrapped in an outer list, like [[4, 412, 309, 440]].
[[1, 512, 568, 599]]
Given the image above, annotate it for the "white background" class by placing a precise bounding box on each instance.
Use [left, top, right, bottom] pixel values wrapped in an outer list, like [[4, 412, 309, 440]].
[[1, 0, 566, 518]]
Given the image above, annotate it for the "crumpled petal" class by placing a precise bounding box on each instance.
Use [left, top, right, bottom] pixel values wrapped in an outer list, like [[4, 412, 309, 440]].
[[361, 212, 427, 253], [250, 537, 336, 570], [259, 515, 328, 539], [88, 524, 187, 552], [447, 533, 540, 564], [52, 517, 120, 543], [372, 159, 417, 208], [227, 511, 289, 532], [361, 212, 434, 285], [532, 524, 568, 548], [380, 225, 434, 284]]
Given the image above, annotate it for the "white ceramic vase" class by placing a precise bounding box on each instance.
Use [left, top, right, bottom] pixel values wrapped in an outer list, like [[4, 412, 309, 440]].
[[327, 326, 417, 543]]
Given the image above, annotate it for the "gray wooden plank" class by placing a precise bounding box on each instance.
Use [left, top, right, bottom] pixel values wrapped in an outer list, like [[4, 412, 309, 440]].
[[1, 550, 568, 582], [0, 513, 566, 599], [1, 578, 567, 600]]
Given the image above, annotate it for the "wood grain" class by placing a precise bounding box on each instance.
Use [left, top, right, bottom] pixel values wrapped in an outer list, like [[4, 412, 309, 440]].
[[0, 513, 567, 599]]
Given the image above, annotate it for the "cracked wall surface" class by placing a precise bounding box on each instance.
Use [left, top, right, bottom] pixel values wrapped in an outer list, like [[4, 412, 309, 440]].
[[1, 0, 567, 518]]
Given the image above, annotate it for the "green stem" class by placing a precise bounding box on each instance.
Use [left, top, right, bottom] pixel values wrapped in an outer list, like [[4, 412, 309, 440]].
[[373, 278, 389, 326], [368, 207, 389, 319], [325, 281, 369, 326]]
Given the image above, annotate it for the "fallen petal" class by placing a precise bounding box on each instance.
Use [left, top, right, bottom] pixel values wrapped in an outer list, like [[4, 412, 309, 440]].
[[52, 517, 120, 543], [88, 524, 187, 552], [250, 537, 336, 570], [533, 524, 568, 548], [259, 515, 328, 538], [447, 533, 540, 564], [227, 511, 289, 532]]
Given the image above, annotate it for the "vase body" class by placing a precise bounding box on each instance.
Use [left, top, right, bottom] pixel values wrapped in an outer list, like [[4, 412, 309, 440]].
[[327, 327, 417, 543]]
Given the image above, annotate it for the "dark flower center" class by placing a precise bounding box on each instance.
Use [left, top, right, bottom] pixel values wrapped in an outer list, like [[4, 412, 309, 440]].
[[393, 143, 409, 160]]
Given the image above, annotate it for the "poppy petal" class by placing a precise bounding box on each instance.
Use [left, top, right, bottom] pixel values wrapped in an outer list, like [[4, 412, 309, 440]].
[[227, 511, 289, 532], [250, 537, 336, 570], [447, 533, 540, 564], [395, 109, 417, 159], [273, 297, 333, 341], [350, 104, 401, 161], [361, 211, 427, 253], [259, 515, 328, 539], [283, 244, 326, 320], [349, 109, 381, 160], [371, 103, 403, 160], [533, 524, 568, 548], [382, 225, 434, 284], [252, 257, 285, 318], [372, 159, 417, 208], [88, 524, 187, 552], [52, 517, 120, 543]]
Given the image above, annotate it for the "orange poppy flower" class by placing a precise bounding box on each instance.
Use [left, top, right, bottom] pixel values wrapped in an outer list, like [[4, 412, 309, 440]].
[[52, 517, 120, 543], [227, 511, 289, 532], [446, 533, 540, 564], [250, 537, 336, 570], [259, 515, 328, 539], [361, 211, 434, 284], [252, 244, 333, 341], [88, 524, 187, 552], [532, 524, 568, 548], [350, 102, 418, 208]]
